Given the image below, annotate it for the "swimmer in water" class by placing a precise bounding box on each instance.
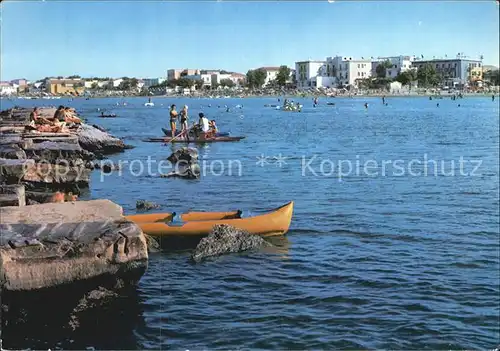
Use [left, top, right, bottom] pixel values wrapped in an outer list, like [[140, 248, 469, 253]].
[[437, 103, 440, 107], [364, 103, 368, 109]]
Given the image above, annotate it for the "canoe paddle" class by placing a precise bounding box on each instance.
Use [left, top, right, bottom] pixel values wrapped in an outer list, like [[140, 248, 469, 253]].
[[164, 126, 192, 145]]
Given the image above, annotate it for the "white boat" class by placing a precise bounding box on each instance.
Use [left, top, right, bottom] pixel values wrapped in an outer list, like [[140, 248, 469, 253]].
[[144, 102, 154, 107]]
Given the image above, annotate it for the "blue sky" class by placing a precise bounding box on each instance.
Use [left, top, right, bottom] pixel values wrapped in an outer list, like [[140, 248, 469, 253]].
[[1, 1, 499, 81]]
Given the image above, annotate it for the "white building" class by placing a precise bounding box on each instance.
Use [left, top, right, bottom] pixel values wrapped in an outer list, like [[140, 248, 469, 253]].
[[84, 80, 98, 88], [295, 60, 327, 88], [0, 82, 16, 95], [211, 73, 232, 86], [326, 56, 372, 87], [372, 55, 416, 78], [257, 67, 280, 86], [200, 73, 212, 87], [113, 79, 123, 88], [142, 78, 167, 87], [98, 80, 112, 88]]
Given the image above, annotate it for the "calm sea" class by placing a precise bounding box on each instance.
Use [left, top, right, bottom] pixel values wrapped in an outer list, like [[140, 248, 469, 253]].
[[2, 95, 499, 349]]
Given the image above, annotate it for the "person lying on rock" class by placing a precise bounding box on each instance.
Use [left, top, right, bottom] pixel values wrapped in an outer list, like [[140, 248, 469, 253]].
[[27, 107, 64, 133], [64, 106, 82, 124], [30, 107, 52, 125]]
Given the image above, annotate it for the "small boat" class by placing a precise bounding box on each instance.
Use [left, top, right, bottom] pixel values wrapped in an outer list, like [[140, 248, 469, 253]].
[[100, 114, 117, 118], [144, 102, 154, 107], [144, 135, 245, 143], [127, 201, 294, 237], [326, 102, 335, 106], [127, 209, 242, 223], [162, 128, 229, 137]]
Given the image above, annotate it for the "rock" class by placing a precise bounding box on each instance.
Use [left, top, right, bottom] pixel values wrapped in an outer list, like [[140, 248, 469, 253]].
[[76, 124, 130, 155], [191, 224, 271, 262], [0, 199, 148, 291], [91, 124, 107, 133], [0, 158, 35, 183], [0, 144, 27, 159], [93, 162, 121, 173], [0, 185, 26, 207], [26, 199, 40, 205], [22, 162, 91, 185], [167, 147, 198, 164], [136, 199, 160, 211], [144, 234, 161, 253], [24, 141, 95, 165], [68, 287, 118, 330], [160, 162, 200, 179]]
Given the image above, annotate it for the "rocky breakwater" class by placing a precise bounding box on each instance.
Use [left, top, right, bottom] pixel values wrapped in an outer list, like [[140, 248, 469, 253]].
[[0, 107, 132, 204], [0, 199, 148, 348]]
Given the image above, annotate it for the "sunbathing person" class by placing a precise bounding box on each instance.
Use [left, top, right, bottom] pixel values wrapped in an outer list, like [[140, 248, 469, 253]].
[[64, 106, 82, 123]]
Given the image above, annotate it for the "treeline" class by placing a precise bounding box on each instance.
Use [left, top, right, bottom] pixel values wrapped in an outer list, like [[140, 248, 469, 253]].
[[246, 66, 291, 89]]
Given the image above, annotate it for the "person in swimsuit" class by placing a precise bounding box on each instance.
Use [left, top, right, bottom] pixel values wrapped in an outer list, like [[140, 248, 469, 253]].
[[169, 104, 178, 138], [180, 105, 189, 133]]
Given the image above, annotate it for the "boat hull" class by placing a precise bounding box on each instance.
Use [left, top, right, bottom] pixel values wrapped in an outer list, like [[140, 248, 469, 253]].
[[126, 210, 242, 223], [162, 128, 229, 137], [144, 136, 245, 143], [133, 202, 294, 237]]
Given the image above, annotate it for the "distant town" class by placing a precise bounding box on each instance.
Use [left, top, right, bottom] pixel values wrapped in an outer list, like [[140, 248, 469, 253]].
[[1, 53, 499, 97]]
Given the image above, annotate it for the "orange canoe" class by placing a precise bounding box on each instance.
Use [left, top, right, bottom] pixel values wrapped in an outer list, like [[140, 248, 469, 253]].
[[131, 202, 294, 237], [126, 210, 242, 223]]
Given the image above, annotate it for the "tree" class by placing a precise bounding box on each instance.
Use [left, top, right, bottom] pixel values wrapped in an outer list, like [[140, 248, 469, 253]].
[[246, 70, 255, 88], [118, 80, 131, 90], [68, 75, 81, 79], [417, 63, 440, 87], [246, 69, 267, 88], [375, 60, 391, 78], [130, 78, 138, 89], [220, 78, 235, 88], [166, 79, 178, 88], [395, 69, 417, 86], [91, 82, 98, 90], [484, 69, 500, 85], [275, 65, 291, 87], [176, 78, 194, 88], [194, 79, 204, 90], [254, 68, 267, 88]]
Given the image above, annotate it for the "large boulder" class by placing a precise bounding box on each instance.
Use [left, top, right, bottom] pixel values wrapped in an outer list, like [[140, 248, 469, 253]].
[[191, 224, 271, 262], [0, 200, 148, 349], [0, 199, 148, 291], [161, 162, 200, 179], [164, 147, 200, 179], [76, 124, 131, 155], [167, 147, 198, 164], [136, 199, 160, 211]]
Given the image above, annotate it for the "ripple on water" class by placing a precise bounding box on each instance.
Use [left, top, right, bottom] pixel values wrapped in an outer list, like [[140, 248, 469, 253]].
[[1, 96, 498, 349]]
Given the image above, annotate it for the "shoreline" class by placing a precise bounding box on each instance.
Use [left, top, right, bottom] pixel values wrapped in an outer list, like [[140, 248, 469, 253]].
[[5, 91, 499, 101]]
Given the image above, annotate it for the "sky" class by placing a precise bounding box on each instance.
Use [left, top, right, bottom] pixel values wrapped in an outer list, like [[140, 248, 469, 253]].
[[1, 0, 499, 81]]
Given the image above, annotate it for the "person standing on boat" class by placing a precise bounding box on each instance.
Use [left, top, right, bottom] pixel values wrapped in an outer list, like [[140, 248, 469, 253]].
[[169, 104, 178, 138], [180, 105, 189, 140]]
